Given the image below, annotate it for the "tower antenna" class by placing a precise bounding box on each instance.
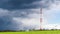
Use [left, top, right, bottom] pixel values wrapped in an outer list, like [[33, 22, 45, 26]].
[[40, 7, 43, 30]]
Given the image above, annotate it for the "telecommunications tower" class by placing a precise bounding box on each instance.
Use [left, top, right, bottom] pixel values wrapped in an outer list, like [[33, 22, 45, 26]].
[[40, 7, 43, 30]]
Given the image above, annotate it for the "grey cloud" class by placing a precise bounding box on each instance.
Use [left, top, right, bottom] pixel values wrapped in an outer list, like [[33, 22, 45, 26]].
[[0, 9, 37, 30]]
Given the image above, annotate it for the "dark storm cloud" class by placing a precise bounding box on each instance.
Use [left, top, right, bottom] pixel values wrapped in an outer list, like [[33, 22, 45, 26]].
[[0, 14, 23, 30], [0, 9, 36, 30], [0, 0, 60, 30], [10, 9, 36, 17], [0, 0, 59, 10], [0, 0, 41, 10]]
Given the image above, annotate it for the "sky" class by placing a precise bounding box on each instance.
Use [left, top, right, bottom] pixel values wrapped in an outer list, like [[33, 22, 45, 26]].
[[0, 0, 60, 30]]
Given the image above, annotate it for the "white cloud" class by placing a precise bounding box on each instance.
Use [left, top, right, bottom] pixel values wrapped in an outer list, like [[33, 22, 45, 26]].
[[42, 0, 60, 29], [43, 24, 60, 29]]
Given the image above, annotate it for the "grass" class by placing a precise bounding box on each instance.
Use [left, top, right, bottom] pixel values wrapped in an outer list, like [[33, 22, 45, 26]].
[[0, 30, 60, 34]]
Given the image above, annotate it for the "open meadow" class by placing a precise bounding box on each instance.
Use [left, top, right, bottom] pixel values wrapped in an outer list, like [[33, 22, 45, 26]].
[[0, 30, 60, 34]]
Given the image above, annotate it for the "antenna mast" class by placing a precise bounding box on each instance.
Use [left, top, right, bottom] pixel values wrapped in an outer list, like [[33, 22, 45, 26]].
[[40, 7, 43, 30]]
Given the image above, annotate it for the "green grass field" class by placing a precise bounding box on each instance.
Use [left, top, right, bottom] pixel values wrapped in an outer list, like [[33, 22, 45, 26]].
[[0, 30, 60, 34]]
